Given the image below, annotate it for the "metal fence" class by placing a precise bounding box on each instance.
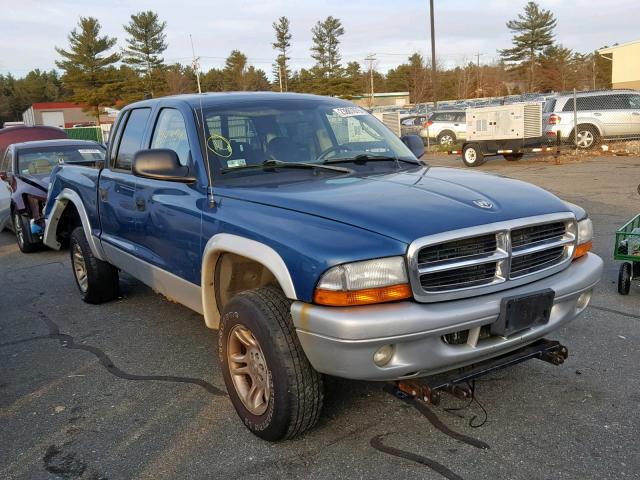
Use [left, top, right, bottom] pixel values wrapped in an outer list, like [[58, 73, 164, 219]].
[[64, 124, 112, 144]]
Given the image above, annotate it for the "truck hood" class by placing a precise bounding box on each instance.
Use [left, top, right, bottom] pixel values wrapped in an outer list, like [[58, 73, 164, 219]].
[[219, 166, 573, 244]]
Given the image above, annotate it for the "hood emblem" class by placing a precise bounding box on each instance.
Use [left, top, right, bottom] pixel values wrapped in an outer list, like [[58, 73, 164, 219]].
[[473, 199, 493, 209]]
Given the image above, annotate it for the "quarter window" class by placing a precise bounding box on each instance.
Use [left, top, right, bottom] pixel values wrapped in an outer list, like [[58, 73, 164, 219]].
[[150, 109, 191, 166], [114, 108, 151, 170]]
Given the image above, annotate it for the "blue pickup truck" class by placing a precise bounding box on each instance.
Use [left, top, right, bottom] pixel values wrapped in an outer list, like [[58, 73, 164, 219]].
[[44, 92, 603, 441]]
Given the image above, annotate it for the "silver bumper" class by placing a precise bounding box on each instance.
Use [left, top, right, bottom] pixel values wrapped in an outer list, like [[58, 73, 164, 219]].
[[291, 253, 603, 381]]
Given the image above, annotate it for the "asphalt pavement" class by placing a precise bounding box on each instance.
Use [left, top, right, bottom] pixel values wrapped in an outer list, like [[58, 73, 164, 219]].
[[1, 153, 639, 479]]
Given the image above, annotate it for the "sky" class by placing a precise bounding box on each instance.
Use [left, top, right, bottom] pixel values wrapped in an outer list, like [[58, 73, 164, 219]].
[[1, 0, 638, 78]]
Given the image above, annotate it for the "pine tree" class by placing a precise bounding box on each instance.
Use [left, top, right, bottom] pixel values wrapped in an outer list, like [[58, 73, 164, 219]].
[[55, 17, 119, 124], [122, 11, 168, 97], [272, 16, 292, 92], [499, 1, 557, 91], [223, 50, 248, 91], [311, 16, 344, 78]]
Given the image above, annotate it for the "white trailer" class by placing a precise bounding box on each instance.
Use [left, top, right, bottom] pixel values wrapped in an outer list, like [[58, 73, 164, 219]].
[[451, 103, 558, 167]]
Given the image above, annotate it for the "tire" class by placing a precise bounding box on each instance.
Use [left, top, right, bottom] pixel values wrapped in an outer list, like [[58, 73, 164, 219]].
[[462, 144, 485, 167], [572, 125, 599, 149], [69, 226, 119, 304], [618, 262, 632, 295], [503, 153, 524, 161], [219, 285, 324, 441], [12, 211, 39, 253], [437, 131, 456, 146]]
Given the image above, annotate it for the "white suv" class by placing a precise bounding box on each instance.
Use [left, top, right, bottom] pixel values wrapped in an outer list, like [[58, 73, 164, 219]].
[[543, 90, 640, 148], [419, 110, 467, 145]]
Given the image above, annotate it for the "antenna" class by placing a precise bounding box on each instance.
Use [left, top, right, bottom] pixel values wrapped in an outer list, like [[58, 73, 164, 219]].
[[190, 34, 214, 207]]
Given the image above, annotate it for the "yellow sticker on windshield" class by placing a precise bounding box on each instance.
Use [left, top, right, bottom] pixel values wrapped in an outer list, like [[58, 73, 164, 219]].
[[207, 134, 233, 158]]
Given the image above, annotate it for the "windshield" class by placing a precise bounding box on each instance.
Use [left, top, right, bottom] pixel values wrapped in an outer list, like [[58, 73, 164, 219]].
[[17, 145, 105, 175], [198, 101, 417, 173]]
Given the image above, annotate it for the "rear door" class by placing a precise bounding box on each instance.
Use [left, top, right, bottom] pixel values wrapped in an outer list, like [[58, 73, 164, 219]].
[[99, 107, 151, 256], [628, 94, 640, 135], [132, 106, 203, 284]]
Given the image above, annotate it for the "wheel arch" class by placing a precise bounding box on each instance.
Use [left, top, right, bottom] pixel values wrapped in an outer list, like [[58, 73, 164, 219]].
[[43, 188, 105, 260], [201, 233, 297, 329]]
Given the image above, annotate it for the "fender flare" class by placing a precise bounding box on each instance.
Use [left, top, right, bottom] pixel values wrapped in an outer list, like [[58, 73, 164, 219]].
[[43, 188, 106, 260], [201, 233, 297, 329]]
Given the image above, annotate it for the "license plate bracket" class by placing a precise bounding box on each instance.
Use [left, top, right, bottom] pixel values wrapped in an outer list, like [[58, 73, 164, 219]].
[[491, 289, 555, 337]]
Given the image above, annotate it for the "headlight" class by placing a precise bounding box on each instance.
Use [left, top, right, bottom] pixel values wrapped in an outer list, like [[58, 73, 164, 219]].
[[314, 256, 412, 306], [574, 218, 593, 259]]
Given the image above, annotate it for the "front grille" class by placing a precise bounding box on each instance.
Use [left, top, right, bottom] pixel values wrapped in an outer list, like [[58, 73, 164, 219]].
[[511, 246, 565, 277], [511, 222, 566, 248], [409, 214, 577, 302], [418, 234, 497, 264], [421, 263, 496, 291]]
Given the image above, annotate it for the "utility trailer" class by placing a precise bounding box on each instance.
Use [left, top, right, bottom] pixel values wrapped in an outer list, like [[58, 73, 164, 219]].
[[450, 103, 558, 167]]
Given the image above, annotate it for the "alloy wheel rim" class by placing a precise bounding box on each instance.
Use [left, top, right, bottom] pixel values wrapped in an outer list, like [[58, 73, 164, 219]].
[[440, 135, 454, 145], [14, 214, 23, 248], [227, 324, 271, 416], [72, 243, 89, 292], [577, 131, 594, 148]]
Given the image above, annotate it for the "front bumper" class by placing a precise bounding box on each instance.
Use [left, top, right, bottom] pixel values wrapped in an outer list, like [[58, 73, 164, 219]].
[[291, 253, 602, 381]]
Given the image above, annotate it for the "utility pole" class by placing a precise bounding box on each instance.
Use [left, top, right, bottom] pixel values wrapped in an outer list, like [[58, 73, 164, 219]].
[[365, 54, 376, 108], [429, 0, 437, 109], [475, 52, 484, 97]]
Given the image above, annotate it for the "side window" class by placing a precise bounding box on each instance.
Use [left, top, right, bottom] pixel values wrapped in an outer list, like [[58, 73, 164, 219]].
[[629, 95, 640, 109], [401, 118, 415, 126], [114, 108, 151, 171], [150, 109, 191, 166], [455, 113, 466, 122]]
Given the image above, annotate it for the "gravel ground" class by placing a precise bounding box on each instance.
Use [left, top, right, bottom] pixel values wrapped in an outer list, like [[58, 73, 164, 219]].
[[1, 153, 639, 480]]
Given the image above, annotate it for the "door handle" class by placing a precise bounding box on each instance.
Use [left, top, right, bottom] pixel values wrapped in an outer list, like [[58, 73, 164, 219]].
[[632, 112, 640, 116], [593, 112, 602, 116], [99, 188, 108, 201], [135, 197, 146, 211]]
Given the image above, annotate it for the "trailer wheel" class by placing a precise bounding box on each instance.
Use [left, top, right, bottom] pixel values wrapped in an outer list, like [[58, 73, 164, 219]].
[[618, 262, 632, 295], [462, 144, 484, 167], [503, 153, 524, 161]]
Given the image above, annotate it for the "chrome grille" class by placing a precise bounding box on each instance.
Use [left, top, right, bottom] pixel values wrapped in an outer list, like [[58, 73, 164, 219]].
[[407, 213, 577, 302]]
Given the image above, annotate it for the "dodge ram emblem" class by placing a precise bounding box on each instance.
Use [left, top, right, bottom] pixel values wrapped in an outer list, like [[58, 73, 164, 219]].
[[473, 199, 493, 209]]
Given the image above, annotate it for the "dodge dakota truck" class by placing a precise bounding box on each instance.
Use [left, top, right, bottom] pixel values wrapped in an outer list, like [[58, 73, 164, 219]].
[[44, 93, 603, 441]]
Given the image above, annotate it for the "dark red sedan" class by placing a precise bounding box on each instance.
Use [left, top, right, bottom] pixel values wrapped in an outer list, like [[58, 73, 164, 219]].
[[0, 139, 106, 252]]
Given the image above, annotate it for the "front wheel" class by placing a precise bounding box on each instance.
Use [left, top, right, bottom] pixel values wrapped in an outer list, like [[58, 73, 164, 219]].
[[69, 226, 119, 303], [462, 144, 485, 167], [13, 211, 39, 253], [618, 262, 632, 295], [219, 286, 324, 441]]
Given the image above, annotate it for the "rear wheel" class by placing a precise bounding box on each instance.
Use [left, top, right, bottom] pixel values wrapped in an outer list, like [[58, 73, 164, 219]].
[[573, 125, 599, 149], [13, 211, 39, 253], [618, 262, 632, 295], [462, 144, 485, 167], [219, 286, 324, 441], [437, 131, 456, 146], [69, 226, 119, 303]]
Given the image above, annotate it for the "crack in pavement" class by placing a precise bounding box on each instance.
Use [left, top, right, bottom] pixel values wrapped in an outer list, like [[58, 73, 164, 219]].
[[590, 304, 640, 320], [31, 310, 227, 396]]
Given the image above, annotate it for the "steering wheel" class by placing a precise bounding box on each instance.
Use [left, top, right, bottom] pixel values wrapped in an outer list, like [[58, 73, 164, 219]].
[[317, 144, 353, 161]]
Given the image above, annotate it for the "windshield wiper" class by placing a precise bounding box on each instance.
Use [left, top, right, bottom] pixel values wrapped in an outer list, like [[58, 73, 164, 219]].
[[221, 159, 352, 174], [322, 153, 420, 166]]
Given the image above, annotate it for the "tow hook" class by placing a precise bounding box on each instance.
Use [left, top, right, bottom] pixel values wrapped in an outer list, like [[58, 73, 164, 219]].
[[392, 339, 568, 404]]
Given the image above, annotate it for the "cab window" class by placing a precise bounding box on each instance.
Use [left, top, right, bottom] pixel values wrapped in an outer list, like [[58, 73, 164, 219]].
[[150, 109, 191, 166], [114, 108, 151, 170]]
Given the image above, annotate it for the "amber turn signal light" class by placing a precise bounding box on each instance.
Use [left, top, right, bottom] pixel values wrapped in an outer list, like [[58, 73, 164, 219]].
[[573, 241, 592, 260], [314, 284, 412, 306]]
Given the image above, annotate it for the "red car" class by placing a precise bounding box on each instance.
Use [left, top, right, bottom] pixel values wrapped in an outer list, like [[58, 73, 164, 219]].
[[0, 139, 106, 252]]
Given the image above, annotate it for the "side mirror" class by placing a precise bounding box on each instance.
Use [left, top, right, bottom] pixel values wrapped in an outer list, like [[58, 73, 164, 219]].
[[401, 134, 425, 159], [133, 149, 196, 183]]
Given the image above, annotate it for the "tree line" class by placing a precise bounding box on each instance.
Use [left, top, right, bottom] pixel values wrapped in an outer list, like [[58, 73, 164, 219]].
[[0, 2, 612, 125]]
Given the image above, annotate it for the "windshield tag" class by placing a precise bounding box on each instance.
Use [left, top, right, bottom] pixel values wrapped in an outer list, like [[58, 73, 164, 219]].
[[333, 107, 367, 118], [227, 159, 246, 168]]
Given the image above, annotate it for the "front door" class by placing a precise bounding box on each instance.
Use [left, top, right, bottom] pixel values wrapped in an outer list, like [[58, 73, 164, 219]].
[[132, 107, 203, 285], [99, 107, 151, 256]]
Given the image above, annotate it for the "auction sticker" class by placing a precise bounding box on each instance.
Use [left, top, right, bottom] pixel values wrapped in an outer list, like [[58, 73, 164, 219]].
[[78, 149, 103, 154], [227, 159, 246, 168], [332, 107, 368, 117]]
